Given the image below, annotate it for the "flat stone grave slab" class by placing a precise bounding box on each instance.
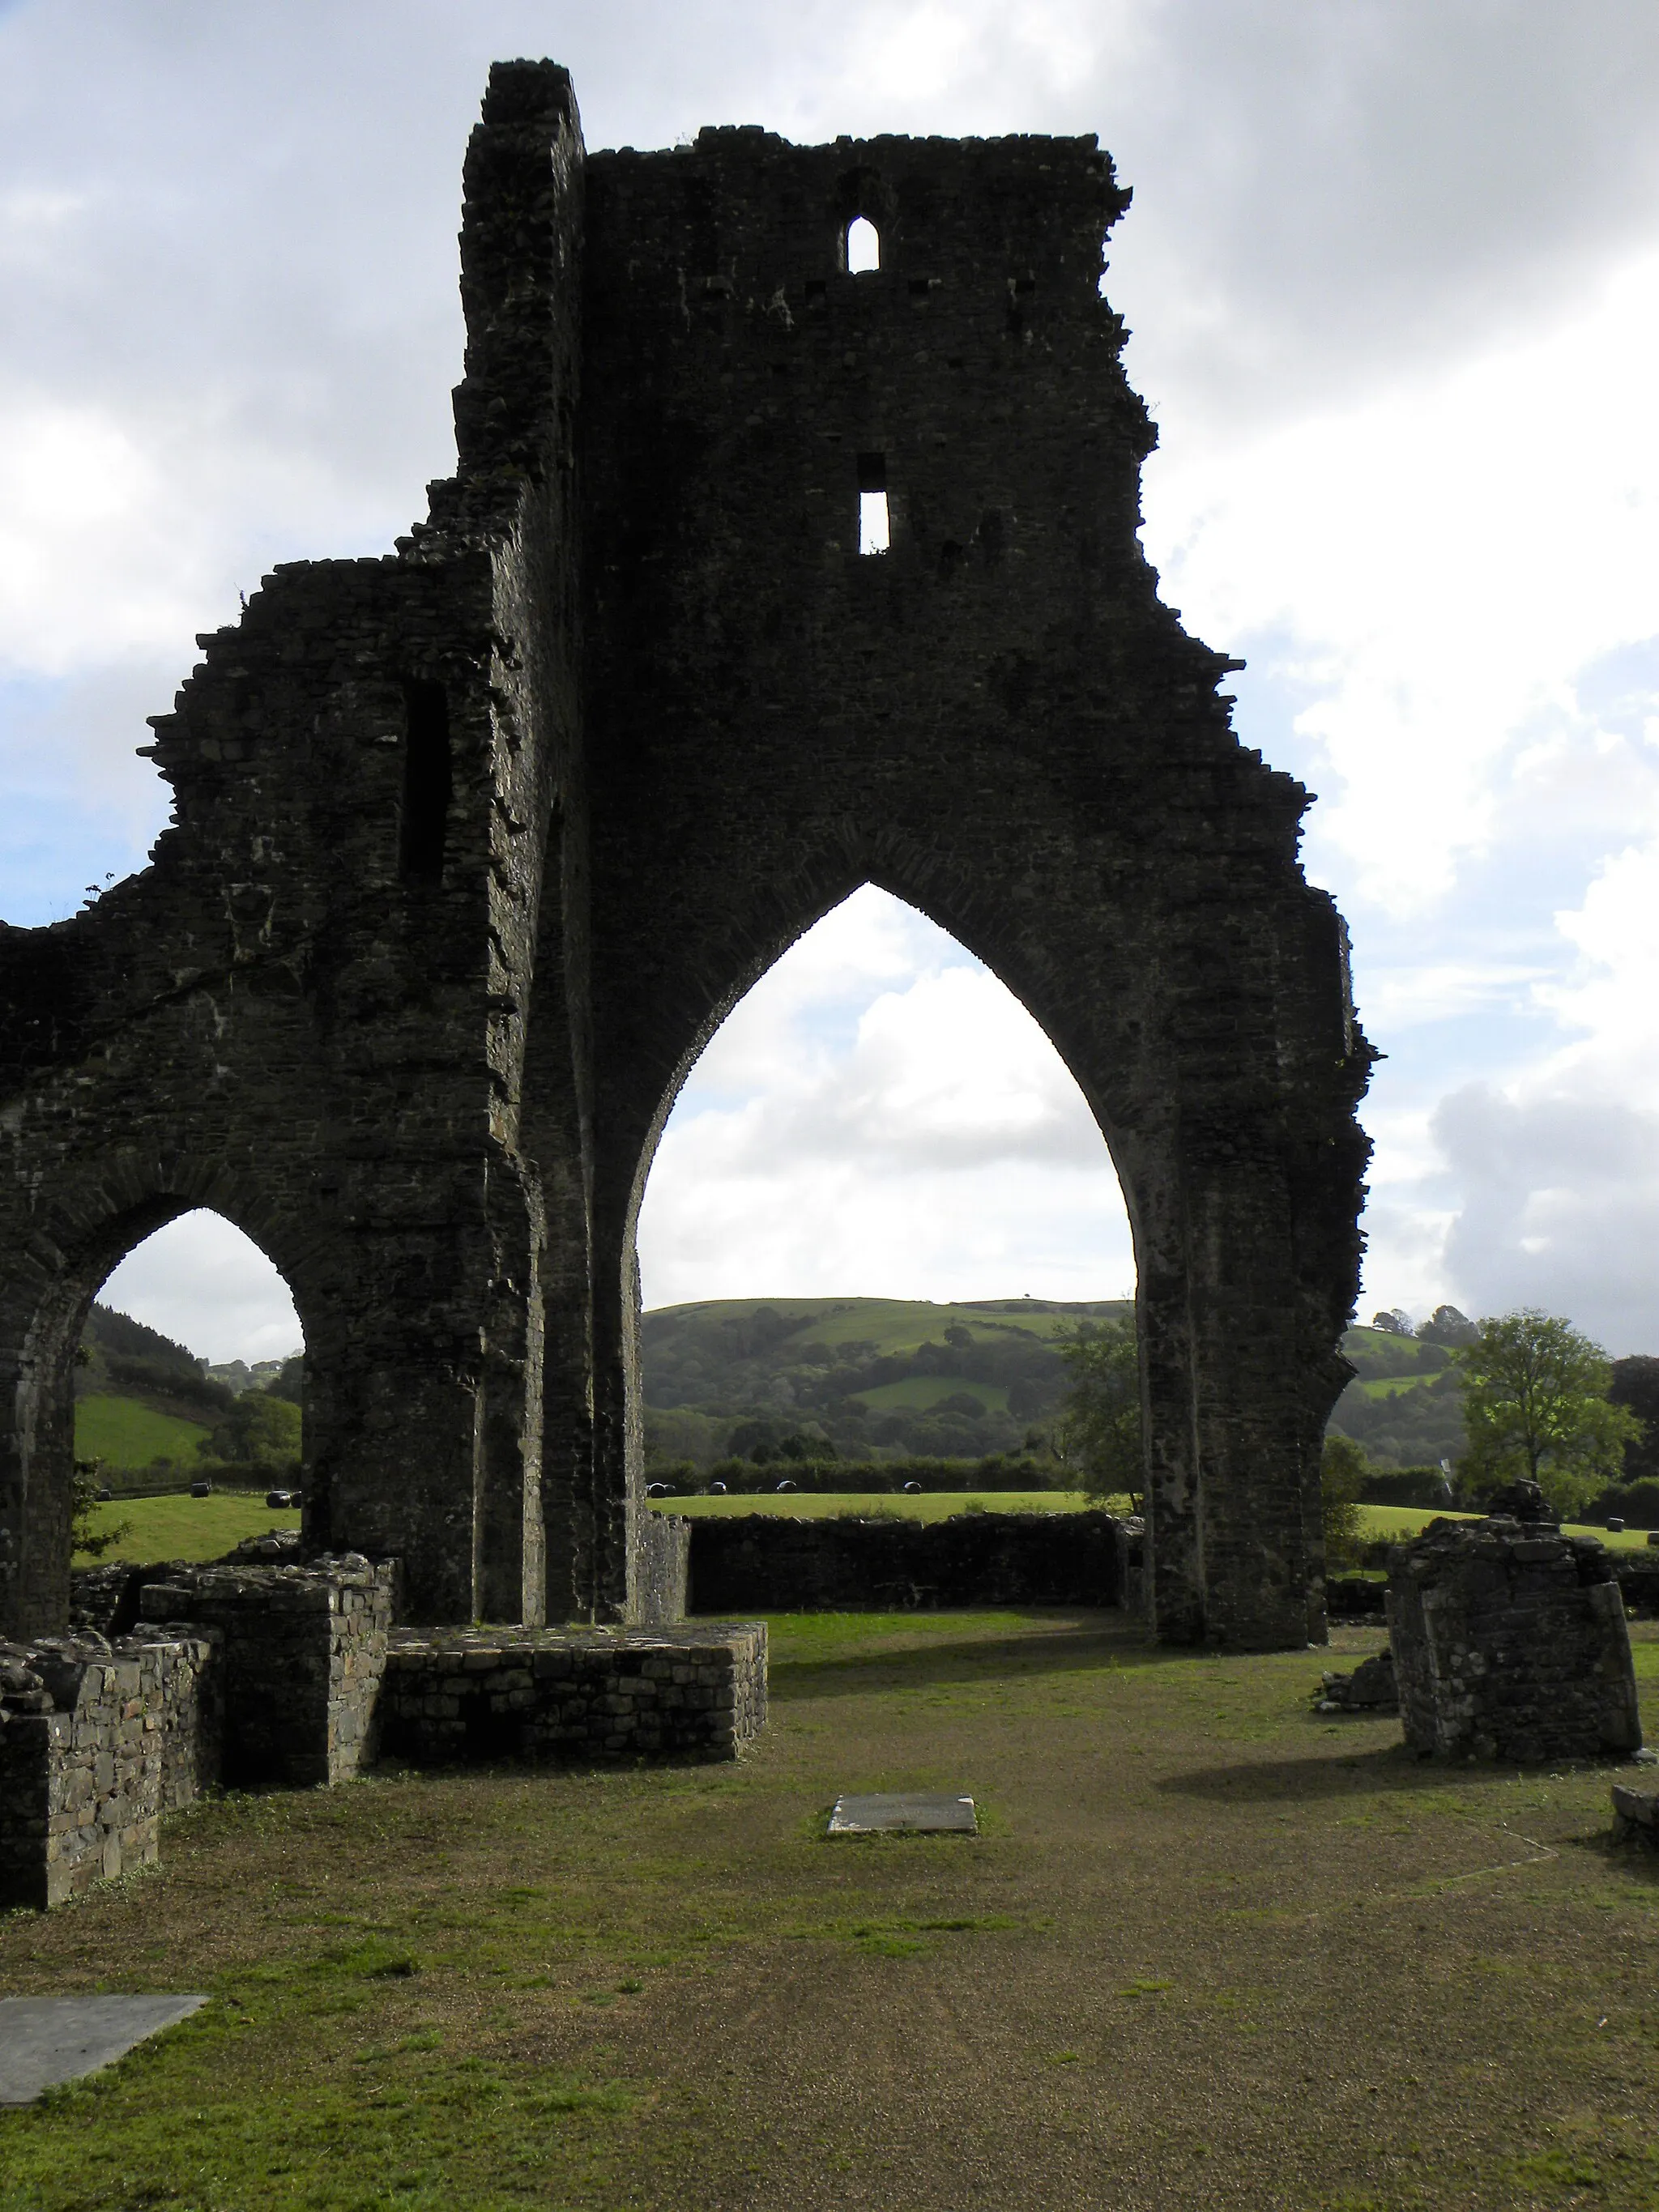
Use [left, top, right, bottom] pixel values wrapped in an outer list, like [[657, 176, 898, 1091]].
[[0, 1995, 208, 2105], [827, 1792, 977, 1835]]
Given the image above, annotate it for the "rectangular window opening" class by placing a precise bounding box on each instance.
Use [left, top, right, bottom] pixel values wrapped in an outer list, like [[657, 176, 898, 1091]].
[[399, 678, 453, 884], [856, 450, 889, 557]]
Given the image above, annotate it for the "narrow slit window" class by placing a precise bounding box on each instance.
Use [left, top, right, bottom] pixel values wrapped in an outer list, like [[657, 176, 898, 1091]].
[[399, 679, 452, 884], [845, 215, 881, 273], [857, 453, 889, 556]]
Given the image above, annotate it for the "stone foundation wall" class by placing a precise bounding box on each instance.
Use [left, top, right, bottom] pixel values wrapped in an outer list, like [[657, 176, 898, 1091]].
[[0, 1630, 219, 1911], [136, 1553, 393, 1787], [1388, 1517, 1642, 1762], [686, 1510, 1123, 1614], [377, 1622, 767, 1766]]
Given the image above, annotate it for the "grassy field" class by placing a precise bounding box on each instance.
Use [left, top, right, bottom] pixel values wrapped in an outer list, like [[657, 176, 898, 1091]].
[[653, 1490, 1085, 1522], [79, 1489, 1659, 1565], [74, 1492, 300, 1564], [1361, 1502, 1659, 1552], [6, 1609, 1659, 2209], [1353, 1371, 1445, 1399], [647, 1294, 1124, 1357], [74, 1393, 211, 1468]]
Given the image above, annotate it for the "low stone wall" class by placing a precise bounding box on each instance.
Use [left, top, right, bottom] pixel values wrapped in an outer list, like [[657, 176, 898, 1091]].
[[0, 1630, 219, 1911], [377, 1622, 767, 1766], [136, 1553, 393, 1787], [687, 1510, 1123, 1614], [1388, 1516, 1642, 1762], [633, 1514, 691, 1626], [11, 1550, 764, 1910]]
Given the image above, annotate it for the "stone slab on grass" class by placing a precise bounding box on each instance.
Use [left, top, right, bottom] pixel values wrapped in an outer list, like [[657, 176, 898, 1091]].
[[0, 1995, 207, 2104], [828, 1792, 977, 1835]]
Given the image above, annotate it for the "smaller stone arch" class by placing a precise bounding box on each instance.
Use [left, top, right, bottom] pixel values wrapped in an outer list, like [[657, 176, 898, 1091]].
[[0, 1157, 318, 1639]]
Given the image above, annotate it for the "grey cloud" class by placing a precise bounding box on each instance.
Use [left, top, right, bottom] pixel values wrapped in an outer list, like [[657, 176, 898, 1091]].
[[1435, 1081, 1659, 1353]]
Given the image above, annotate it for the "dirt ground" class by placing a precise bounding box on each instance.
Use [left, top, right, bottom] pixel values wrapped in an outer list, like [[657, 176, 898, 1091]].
[[4, 1609, 1659, 2210]]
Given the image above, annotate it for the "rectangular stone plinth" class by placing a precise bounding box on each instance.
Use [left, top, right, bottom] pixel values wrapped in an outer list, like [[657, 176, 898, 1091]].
[[1388, 1517, 1642, 1762], [377, 1622, 767, 1767], [138, 1552, 393, 1787]]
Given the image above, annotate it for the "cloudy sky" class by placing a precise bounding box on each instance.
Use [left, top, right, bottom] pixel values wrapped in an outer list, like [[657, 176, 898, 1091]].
[[7, 1, 1659, 1357]]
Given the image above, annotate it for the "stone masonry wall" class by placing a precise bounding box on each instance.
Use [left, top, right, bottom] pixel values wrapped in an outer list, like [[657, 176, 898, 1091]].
[[1388, 1517, 1643, 1762], [377, 1622, 766, 1766], [136, 1554, 393, 1788], [687, 1510, 1123, 1614], [0, 1630, 219, 1912]]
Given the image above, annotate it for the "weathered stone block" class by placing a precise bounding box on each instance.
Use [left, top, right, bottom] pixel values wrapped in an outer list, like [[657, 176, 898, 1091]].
[[1388, 1518, 1641, 1762]]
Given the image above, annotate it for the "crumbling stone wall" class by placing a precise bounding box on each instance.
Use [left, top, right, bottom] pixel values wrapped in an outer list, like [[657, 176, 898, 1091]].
[[0, 1630, 219, 1911], [0, 60, 1371, 1654], [377, 1622, 766, 1766], [1388, 1517, 1642, 1762]]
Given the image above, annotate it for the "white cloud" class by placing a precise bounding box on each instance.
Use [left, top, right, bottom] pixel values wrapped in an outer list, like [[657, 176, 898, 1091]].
[[1145, 251, 1659, 910], [639, 889, 1134, 1306], [98, 1211, 303, 1366]]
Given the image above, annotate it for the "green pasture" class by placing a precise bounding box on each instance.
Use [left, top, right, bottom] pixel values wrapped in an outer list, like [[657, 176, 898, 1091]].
[[74, 1491, 300, 1565], [648, 1294, 1123, 1355], [1352, 1370, 1448, 1399], [77, 1488, 1659, 1569], [650, 1490, 1087, 1521], [1360, 1502, 1658, 1551], [74, 1393, 211, 1468]]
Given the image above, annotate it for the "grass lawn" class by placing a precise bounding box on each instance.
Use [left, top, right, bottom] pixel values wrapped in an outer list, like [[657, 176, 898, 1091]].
[[1361, 1502, 1659, 1552], [652, 1489, 1088, 1521], [73, 1394, 211, 1468], [74, 1492, 300, 1565], [6, 1610, 1659, 2208]]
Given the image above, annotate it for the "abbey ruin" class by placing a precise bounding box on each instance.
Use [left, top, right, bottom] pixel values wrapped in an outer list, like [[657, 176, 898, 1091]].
[[0, 60, 1372, 1654]]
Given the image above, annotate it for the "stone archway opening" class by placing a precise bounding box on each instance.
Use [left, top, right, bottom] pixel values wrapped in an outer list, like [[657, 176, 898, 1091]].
[[635, 885, 1136, 1325], [7, 1202, 307, 1639]]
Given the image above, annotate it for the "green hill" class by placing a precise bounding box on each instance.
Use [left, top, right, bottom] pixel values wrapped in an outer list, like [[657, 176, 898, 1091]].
[[75, 1394, 212, 1469], [1327, 1324, 1466, 1468], [642, 1294, 1129, 1469]]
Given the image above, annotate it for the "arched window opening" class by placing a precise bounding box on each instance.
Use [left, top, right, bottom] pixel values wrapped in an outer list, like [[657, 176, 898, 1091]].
[[83, 1210, 305, 1497], [635, 885, 1134, 1477], [845, 215, 881, 274]]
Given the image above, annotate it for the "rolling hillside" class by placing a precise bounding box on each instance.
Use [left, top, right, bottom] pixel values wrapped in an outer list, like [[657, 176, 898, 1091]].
[[642, 1294, 1129, 1468], [1325, 1324, 1466, 1466], [642, 1298, 1478, 1473]]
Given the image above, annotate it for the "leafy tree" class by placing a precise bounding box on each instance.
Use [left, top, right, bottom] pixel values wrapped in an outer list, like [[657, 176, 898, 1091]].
[[70, 1460, 130, 1560], [1371, 1308, 1414, 1336], [1459, 1309, 1642, 1518], [263, 1353, 305, 1408], [1053, 1318, 1143, 1509], [1610, 1356, 1659, 1483], [200, 1389, 302, 1465], [1419, 1304, 1479, 1349], [1320, 1434, 1367, 1570]]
